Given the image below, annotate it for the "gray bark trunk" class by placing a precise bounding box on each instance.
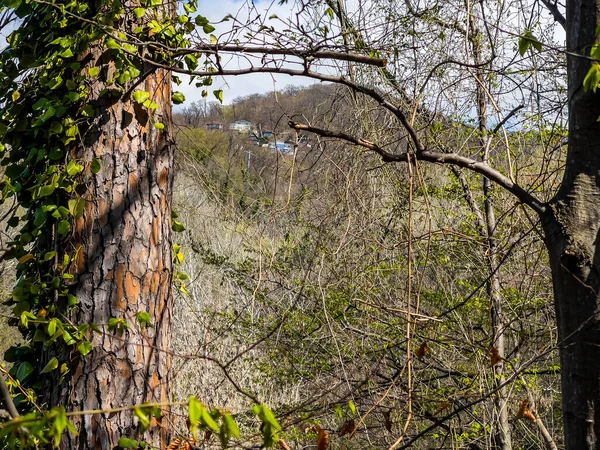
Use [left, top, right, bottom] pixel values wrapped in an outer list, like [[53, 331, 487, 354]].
[[543, 1, 600, 448]]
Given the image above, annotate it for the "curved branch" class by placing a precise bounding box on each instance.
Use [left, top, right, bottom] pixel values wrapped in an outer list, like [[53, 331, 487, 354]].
[[287, 121, 546, 215], [540, 0, 566, 29], [31, 0, 387, 67], [124, 49, 545, 215], [152, 61, 427, 152]]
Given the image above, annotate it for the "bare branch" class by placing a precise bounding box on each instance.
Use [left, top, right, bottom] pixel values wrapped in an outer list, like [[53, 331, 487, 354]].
[[492, 105, 524, 134], [404, 0, 467, 35], [287, 121, 546, 215], [450, 166, 488, 235], [184, 44, 387, 67], [134, 52, 427, 153], [539, 0, 566, 29]]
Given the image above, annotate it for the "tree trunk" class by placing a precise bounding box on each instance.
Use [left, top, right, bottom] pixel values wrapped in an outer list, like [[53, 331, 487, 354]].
[[470, 12, 512, 448], [542, 1, 600, 448], [40, 9, 175, 450]]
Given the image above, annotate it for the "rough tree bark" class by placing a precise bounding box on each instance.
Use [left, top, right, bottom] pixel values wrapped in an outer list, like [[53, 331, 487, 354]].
[[40, 6, 175, 450], [541, 0, 600, 448]]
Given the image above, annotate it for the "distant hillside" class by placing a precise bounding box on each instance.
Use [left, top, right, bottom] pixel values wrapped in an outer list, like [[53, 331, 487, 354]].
[[174, 83, 351, 133]]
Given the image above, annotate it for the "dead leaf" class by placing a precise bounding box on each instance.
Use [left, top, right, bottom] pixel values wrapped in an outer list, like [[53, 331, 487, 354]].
[[166, 438, 182, 450], [515, 399, 536, 422], [338, 419, 355, 436], [416, 342, 429, 359], [433, 401, 451, 416], [167, 438, 195, 450], [278, 438, 292, 450], [317, 427, 329, 450], [306, 425, 329, 450], [489, 345, 502, 366]]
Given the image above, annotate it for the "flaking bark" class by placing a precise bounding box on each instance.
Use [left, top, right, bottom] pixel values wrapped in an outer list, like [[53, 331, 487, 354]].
[[40, 7, 175, 449]]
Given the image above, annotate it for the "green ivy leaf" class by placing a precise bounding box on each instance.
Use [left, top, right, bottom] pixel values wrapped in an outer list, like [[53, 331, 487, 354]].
[[68, 198, 85, 219], [213, 89, 223, 103], [584, 63, 600, 93], [91, 158, 101, 174], [184, 54, 198, 71], [58, 48, 74, 58], [135, 311, 152, 329], [261, 405, 280, 429], [132, 90, 150, 104], [200, 407, 220, 434], [133, 7, 145, 18], [106, 37, 121, 50], [78, 341, 92, 356], [348, 400, 357, 416], [40, 357, 59, 374], [188, 397, 202, 437], [518, 30, 541, 56], [172, 219, 185, 232], [172, 91, 185, 104], [39, 184, 55, 197], [122, 43, 137, 53], [49, 121, 63, 134], [66, 160, 84, 176], [183, 2, 196, 13], [220, 413, 240, 446], [117, 437, 139, 449], [48, 319, 57, 337], [64, 124, 79, 138], [15, 362, 33, 381], [195, 15, 209, 26], [143, 99, 158, 110], [37, 106, 56, 124], [64, 91, 80, 102], [57, 220, 70, 235], [88, 67, 100, 77], [82, 104, 95, 117]]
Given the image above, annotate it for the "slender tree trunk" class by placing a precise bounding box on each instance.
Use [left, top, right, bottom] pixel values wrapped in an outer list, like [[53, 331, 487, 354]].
[[542, 1, 600, 448], [40, 6, 175, 449], [469, 10, 512, 449]]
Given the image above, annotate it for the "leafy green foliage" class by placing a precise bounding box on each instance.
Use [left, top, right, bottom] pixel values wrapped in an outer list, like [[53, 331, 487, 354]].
[[0, 0, 223, 443], [253, 404, 281, 447], [518, 30, 542, 56]]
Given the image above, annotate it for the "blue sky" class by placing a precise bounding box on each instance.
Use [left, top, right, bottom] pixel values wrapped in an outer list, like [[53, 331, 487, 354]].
[[176, 0, 316, 105]]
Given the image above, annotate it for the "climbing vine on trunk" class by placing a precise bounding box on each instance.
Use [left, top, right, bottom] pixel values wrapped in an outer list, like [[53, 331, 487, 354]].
[[0, 0, 230, 447]]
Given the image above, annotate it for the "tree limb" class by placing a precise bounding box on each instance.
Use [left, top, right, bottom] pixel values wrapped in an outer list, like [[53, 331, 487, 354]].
[[539, 0, 566, 29], [287, 121, 546, 215], [183, 44, 387, 67]]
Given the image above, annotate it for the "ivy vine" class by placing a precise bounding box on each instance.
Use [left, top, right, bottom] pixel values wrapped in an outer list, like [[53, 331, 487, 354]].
[[0, 0, 242, 446]]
